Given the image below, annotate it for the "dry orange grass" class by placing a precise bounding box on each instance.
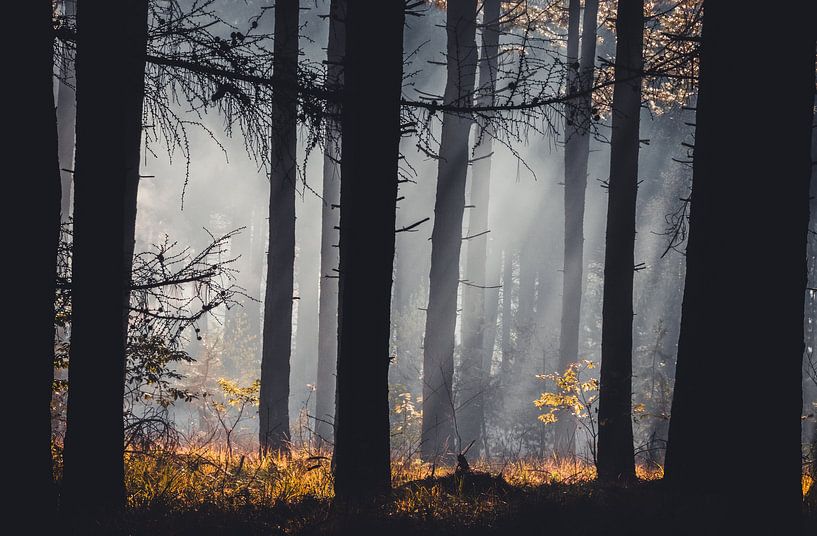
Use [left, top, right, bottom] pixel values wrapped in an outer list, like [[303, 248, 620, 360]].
[[121, 445, 670, 513], [46, 441, 802, 527]]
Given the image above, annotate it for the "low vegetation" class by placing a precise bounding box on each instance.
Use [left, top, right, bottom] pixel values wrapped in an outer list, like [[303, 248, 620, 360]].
[[51, 442, 815, 534]]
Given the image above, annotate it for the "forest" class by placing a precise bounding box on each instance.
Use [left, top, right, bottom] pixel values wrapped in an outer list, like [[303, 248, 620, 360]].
[[10, 0, 817, 534]]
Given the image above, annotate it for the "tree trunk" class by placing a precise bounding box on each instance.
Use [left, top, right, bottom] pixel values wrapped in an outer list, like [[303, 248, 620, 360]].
[[222, 209, 263, 376], [421, 0, 479, 462], [596, 0, 642, 483], [57, 0, 76, 221], [555, 0, 599, 459], [500, 249, 514, 374], [457, 0, 501, 458], [62, 0, 148, 518], [516, 238, 537, 368], [663, 3, 815, 531], [259, 0, 299, 453], [315, 0, 345, 447], [11, 0, 61, 527], [482, 241, 502, 374], [332, 0, 404, 504]]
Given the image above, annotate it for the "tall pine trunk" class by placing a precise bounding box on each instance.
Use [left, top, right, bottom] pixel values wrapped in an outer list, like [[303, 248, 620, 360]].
[[62, 0, 148, 517], [332, 0, 404, 503], [421, 0, 479, 461], [458, 0, 501, 458], [555, 0, 599, 459], [315, 0, 345, 447], [596, 0, 643, 482], [259, 0, 299, 453], [664, 3, 815, 531], [11, 0, 61, 527], [57, 0, 76, 221]]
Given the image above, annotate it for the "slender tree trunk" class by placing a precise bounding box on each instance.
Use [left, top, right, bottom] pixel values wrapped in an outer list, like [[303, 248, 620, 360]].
[[315, 0, 345, 447], [555, 0, 599, 459], [596, 0, 642, 483], [62, 0, 148, 518], [458, 0, 501, 458], [259, 0, 299, 453], [247, 206, 265, 340], [516, 239, 537, 368], [57, 0, 76, 221], [222, 209, 263, 375], [11, 0, 61, 527], [482, 241, 502, 373], [664, 4, 815, 531], [332, 0, 404, 504], [421, 0, 479, 461], [500, 249, 514, 374]]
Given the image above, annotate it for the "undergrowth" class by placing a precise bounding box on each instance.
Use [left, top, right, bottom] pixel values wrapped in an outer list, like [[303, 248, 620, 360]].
[[51, 443, 815, 535]]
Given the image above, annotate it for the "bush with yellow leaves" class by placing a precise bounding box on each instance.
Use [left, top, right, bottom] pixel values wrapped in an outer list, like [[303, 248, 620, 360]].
[[534, 360, 600, 462]]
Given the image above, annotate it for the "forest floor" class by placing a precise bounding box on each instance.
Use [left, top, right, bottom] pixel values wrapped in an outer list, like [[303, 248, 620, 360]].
[[53, 445, 817, 535]]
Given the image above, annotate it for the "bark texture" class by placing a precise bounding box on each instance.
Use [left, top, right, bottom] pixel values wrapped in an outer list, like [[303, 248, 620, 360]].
[[259, 0, 299, 453], [421, 0, 479, 461], [458, 0, 501, 457], [555, 0, 599, 458]]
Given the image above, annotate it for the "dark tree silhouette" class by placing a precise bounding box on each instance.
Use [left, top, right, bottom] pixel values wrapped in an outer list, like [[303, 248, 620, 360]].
[[421, 0, 479, 462], [332, 0, 404, 503], [11, 0, 61, 528], [259, 0, 300, 453], [62, 0, 149, 518], [458, 0, 501, 458], [664, 2, 816, 531], [555, 0, 599, 459], [315, 0, 345, 447], [596, 0, 643, 483]]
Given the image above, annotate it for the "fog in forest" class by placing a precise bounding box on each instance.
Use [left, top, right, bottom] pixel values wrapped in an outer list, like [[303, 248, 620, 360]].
[[116, 2, 692, 461], [23, 0, 816, 532]]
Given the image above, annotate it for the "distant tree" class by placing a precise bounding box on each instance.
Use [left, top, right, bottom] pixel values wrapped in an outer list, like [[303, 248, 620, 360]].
[[315, 0, 345, 447], [458, 0, 501, 458], [555, 0, 599, 459], [421, 0, 479, 462], [333, 0, 404, 503], [222, 207, 263, 374], [516, 237, 538, 369], [664, 2, 816, 531], [62, 0, 149, 518], [596, 0, 643, 483], [10, 0, 61, 528], [500, 249, 515, 373], [259, 0, 300, 453]]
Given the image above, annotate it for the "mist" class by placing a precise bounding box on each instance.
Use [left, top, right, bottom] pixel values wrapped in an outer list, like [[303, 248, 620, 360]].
[[23, 0, 816, 532]]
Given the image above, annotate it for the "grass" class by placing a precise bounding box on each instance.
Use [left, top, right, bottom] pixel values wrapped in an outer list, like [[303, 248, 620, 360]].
[[51, 443, 816, 535]]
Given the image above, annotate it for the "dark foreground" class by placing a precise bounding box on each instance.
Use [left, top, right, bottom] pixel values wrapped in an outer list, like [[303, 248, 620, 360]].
[[65, 472, 816, 535]]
